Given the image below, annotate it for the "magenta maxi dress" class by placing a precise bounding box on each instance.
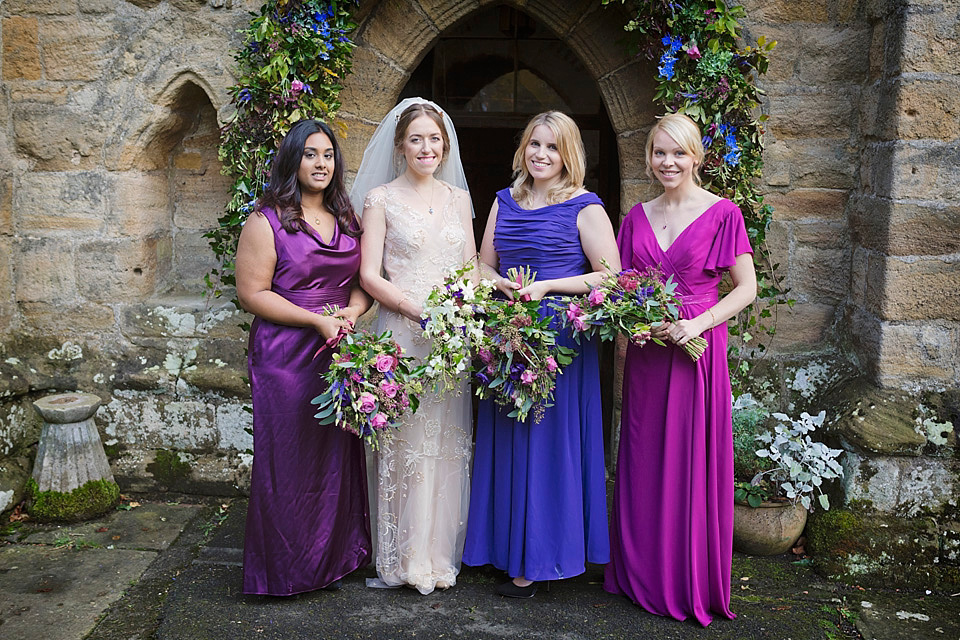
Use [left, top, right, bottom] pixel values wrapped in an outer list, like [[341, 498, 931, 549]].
[[243, 208, 371, 596], [604, 199, 752, 626]]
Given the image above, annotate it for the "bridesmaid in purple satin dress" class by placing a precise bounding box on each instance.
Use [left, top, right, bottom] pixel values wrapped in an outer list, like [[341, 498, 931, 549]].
[[235, 120, 373, 595], [604, 113, 757, 626]]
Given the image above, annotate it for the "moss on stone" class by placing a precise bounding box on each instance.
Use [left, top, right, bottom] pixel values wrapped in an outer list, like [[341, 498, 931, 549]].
[[26, 477, 120, 522], [102, 442, 122, 459], [807, 509, 866, 557], [147, 449, 192, 485]]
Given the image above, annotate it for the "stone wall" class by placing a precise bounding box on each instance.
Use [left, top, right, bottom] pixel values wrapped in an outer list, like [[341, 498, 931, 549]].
[[0, 0, 258, 507], [0, 1, 957, 525]]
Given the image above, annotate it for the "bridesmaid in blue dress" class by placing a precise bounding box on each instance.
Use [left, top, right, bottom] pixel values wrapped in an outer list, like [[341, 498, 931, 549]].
[[463, 111, 620, 598]]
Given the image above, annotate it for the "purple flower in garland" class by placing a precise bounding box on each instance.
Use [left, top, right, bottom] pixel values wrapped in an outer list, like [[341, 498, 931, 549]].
[[702, 135, 713, 149], [237, 88, 253, 104]]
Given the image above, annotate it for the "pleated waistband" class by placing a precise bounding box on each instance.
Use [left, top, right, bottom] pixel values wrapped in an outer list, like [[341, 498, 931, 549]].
[[272, 285, 350, 310], [680, 292, 718, 306]]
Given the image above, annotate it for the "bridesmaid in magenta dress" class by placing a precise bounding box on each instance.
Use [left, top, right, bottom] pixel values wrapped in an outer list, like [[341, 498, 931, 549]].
[[236, 120, 372, 595], [604, 113, 757, 625]]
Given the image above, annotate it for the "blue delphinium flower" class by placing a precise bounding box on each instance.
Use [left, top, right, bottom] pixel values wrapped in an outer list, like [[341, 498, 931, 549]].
[[657, 35, 684, 80], [237, 88, 253, 104], [661, 35, 683, 53], [658, 54, 677, 80], [723, 149, 741, 166], [702, 135, 713, 149]]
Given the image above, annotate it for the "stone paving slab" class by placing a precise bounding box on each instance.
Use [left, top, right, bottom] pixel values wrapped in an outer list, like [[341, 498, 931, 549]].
[[3, 496, 960, 640], [10, 502, 203, 551], [0, 545, 156, 640], [856, 590, 960, 640]]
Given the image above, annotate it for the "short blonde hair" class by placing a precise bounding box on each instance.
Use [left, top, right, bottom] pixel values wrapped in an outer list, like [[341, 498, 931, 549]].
[[511, 111, 586, 207], [645, 113, 705, 185]]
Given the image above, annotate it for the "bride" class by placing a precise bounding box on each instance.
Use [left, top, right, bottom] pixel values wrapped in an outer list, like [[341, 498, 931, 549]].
[[351, 98, 477, 594]]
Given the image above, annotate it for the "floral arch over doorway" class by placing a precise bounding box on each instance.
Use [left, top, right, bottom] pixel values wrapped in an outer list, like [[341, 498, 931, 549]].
[[212, 0, 781, 370]]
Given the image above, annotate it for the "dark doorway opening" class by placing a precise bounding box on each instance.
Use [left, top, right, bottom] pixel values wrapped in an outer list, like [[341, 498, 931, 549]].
[[401, 4, 621, 453]]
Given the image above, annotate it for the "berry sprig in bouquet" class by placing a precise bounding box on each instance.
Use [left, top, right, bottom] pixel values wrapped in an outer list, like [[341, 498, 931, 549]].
[[420, 262, 496, 392], [557, 262, 708, 362], [311, 330, 425, 450], [474, 288, 577, 423]]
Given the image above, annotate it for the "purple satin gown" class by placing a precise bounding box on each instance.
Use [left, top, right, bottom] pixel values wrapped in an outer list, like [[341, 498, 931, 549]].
[[243, 208, 371, 596], [604, 199, 752, 626]]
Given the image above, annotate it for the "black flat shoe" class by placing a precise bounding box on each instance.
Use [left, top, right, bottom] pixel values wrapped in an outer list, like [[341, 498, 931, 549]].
[[496, 580, 538, 598]]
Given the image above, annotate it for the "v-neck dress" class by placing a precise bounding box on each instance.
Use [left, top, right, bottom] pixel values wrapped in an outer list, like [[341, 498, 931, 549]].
[[463, 188, 610, 581], [243, 207, 372, 595], [603, 198, 752, 625]]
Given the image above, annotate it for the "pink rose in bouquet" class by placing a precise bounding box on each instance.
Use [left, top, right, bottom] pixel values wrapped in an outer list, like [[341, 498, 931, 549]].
[[358, 392, 377, 413], [520, 369, 537, 385], [587, 287, 606, 306], [617, 272, 640, 292], [370, 412, 388, 428], [380, 380, 401, 398], [375, 353, 398, 373]]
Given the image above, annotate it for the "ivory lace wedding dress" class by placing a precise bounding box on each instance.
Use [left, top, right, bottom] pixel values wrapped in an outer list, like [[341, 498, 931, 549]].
[[364, 181, 473, 595]]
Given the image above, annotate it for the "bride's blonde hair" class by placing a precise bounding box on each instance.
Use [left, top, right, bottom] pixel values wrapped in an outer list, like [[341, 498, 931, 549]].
[[511, 111, 585, 207]]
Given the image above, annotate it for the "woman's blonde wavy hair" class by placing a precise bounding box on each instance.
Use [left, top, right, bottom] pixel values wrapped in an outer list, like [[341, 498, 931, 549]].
[[511, 111, 586, 207]]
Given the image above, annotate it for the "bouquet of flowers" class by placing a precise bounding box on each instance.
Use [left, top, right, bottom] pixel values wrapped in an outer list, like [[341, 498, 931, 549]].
[[420, 262, 496, 392], [557, 263, 708, 361], [474, 284, 577, 423], [311, 329, 425, 450]]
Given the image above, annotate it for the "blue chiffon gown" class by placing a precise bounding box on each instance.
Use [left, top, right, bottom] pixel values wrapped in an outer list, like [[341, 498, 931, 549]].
[[463, 189, 610, 581]]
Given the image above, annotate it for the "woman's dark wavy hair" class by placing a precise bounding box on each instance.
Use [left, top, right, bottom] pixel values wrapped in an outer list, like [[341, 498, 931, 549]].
[[257, 119, 360, 237]]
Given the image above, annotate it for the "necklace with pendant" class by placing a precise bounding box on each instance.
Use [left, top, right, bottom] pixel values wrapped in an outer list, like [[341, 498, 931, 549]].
[[303, 207, 326, 229], [659, 206, 668, 230], [406, 174, 435, 214]]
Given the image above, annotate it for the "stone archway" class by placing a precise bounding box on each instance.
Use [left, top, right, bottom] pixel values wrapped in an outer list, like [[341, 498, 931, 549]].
[[339, 0, 658, 457], [338, 0, 659, 218]]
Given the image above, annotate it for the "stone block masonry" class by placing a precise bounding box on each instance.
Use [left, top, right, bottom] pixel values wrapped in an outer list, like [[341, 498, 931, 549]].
[[0, 0, 957, 517]]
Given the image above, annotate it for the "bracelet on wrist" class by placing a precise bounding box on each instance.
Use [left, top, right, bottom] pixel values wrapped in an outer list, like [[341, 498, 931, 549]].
[[706, 307, 717, 327]]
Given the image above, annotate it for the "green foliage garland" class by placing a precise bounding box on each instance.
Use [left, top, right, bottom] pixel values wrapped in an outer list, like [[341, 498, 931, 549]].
[[206, 0, 358, 300], [604, 0, 790, 382]]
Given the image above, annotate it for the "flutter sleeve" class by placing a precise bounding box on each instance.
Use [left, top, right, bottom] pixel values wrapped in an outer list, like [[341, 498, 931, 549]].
[[616, 210, 635, 271], [704, 200, 753, 276]]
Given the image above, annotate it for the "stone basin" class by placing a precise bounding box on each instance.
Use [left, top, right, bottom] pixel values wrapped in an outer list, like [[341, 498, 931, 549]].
[[32, 392, 102, 424]]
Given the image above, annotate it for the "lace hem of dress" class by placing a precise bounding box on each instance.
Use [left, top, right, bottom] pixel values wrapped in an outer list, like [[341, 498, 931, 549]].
[[373, 564, 459, 595]]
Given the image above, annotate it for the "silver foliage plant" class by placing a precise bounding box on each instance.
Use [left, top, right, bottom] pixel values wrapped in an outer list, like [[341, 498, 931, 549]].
[[754, 411, 845, 512]]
